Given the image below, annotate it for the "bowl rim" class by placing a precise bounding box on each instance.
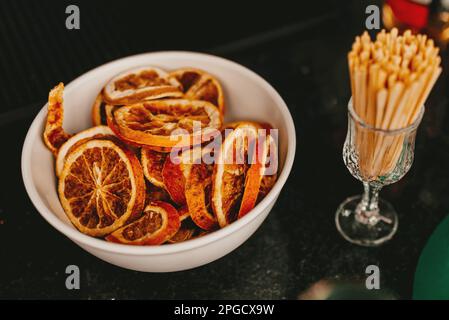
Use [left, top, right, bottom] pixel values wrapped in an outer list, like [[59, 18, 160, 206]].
[[21, 51, 296, 256]]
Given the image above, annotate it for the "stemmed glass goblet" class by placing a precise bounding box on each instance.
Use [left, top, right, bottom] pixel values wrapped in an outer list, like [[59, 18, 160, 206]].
[[335, 98, 424, 246]]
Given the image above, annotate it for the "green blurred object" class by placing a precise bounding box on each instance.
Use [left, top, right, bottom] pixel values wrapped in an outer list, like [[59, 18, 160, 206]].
[[413, 214, 449, 299], [327, 284, 395, 300]]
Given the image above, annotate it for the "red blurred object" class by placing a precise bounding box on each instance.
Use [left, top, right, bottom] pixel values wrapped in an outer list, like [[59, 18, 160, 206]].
[[386, 0, 430, 29]]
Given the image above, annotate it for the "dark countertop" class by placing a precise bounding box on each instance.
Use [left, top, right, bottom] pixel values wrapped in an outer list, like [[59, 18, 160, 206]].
[[1, 0, 448, 299]]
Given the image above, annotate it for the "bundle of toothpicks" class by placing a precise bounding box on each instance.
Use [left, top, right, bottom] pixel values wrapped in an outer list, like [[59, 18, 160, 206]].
[[348, 28, 442, 179]]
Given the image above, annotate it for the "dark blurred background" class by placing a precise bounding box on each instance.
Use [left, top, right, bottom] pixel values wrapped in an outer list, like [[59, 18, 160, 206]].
[[0, 0, 356, 113], [1, 0, 449, 299]]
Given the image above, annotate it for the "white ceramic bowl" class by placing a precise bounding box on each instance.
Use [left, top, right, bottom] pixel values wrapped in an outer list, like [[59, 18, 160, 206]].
[[21, 52, 296, 272]]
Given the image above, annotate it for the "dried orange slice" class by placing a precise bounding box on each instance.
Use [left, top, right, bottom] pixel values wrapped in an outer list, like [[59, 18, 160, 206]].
[[58, 139, 146, 237], [169, 68, 225, 114], [141, 148, 167, 188], [167, 226, 196, 243], [162, 153, 187, 205], [106, 201, 180, 245], [259, 172, 277, 200], [106, 99, 222, 148], [185, 162, 217, 230], [56, 125, 115, 177], [144, 145, 173, 153], [105, 105, 144, 148], [166, 207, 195, 244], [166, 217, 198, 244], [103, 66, 182, 105], [223, 121, 263, 131], [193, 230, 210, 238], [238, 134, 278, 218], [91, 92, 108, 126], [145, 183, 171, 204], [256, 126, 278, 203], [43, 83, 72, 155], [162, 147, 217, 230], [162, 146, 207, 206], [177, 206, 191, 221], [212, 123, 259, 228]]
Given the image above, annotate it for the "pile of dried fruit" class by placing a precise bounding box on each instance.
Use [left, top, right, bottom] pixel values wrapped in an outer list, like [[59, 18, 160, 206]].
[[43, 67, 277, 245]]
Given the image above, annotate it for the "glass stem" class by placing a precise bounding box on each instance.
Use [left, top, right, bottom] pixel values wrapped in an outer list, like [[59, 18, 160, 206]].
[[355, 182, 383, 226]]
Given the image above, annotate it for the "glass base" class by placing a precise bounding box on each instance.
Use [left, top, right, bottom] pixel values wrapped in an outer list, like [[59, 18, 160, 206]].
[[335, 195, 398, 247]]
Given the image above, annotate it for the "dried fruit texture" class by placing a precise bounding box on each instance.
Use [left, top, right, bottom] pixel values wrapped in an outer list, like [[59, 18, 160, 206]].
[[58, 139, 145, 237], [167, 227, 195, 243], [56, 125, 115, 177], [166, 216, 205, 244], [103, 67, 183, 105], [141, 148, 167, 188], [185, 162, 217, 230], [106, 99, 222, 148], [222, 121, 263, 131], [193, 230, 211, 239], [169, 68, 225, 114], [144, 145, 172, 153], [162, 147, 208, 208], [258, 173, 277, 201], [167, 223, 196, 243], [177, 206, 191, 221], [45, 67, 279, 246], [238, 134, 278, 218], [212, 123, 259, 228], [162, 154, 187, 205], [43, 83, 72, 155], [106, 201, 180, 245], [91, 92, 108, 126], [145, 183, 171, 204]]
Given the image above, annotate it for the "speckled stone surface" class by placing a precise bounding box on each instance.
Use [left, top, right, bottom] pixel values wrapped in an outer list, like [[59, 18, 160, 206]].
[[1, 0, 448, 299]]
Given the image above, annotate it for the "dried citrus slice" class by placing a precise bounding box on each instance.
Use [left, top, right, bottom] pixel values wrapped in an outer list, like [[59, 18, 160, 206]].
[[162, 146, 207, 206], [106, 201, 180, 245], [162, 153, 187, 205], [166, 209, 196, 244], [166, 218, 198, 244], [177, 206, 191, 221], [169, 68, 225, 114], [106, 99, 222, 148], [145, 183, 171, 204], [259, 172, 277, 200], [105, 105, 144, 148], [257, 127, 278, 203], [141, 148, 167, 188], [193, 230, 210, 238], [103, 66, 182, 105], [212, 123, 259, 228], [223, 121, 263, 131], [56, 125, 115, 177], [58, 139, 146, 237], [238, 134, 278, 218], [167, 226, 196, 243], [91, 92, 108, 126], [43, 83, 72, 155], [185, 162, 217, 230], [144, 145, 172, 153]]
